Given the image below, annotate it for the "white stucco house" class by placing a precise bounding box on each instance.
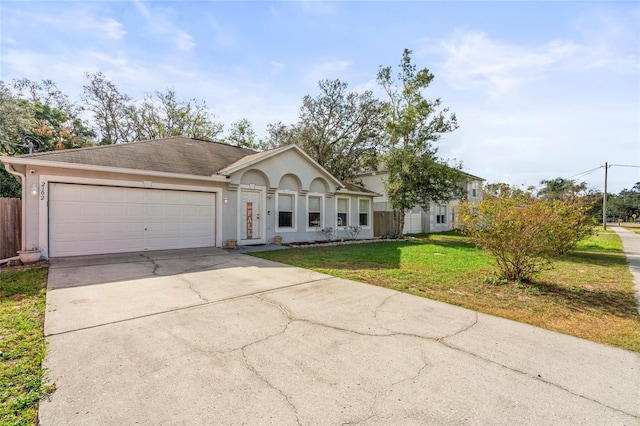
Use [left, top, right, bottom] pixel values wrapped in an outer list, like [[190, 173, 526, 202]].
[[358, 170, 484, 235], [2, 137, 379, 258]]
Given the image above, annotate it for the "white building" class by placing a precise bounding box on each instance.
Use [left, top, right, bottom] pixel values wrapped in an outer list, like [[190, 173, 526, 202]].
[[358, 170, 484, 235]]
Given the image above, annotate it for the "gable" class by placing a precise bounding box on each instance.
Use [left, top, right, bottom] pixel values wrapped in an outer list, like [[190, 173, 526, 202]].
[[222, 145, 344, 192]]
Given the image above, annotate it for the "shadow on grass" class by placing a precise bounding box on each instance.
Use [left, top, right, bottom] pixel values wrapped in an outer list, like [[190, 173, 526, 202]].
[[561, 250, 629, 267], [529, 279, 638, 319]]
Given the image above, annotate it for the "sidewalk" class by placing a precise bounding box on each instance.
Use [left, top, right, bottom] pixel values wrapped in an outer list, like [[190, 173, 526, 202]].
[[611, 227, 640, 314]]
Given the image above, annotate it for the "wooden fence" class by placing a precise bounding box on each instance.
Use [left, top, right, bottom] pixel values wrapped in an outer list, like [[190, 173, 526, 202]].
[[0, 198, 21, 259], [374, 211, 394, 237], [374, 211, 425, 237]]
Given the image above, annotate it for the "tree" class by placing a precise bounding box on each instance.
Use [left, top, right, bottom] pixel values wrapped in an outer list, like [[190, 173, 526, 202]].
[[130, 88, 223, 141], [457, 185, 593, 282], [227, 118, 259, 149], [82, 72, 134, 144], [261, 121, 299, 150], [538, 177, 588, 201], [292, 79, 386, 181], [264, 79, 385, 181], [1, 80, 95, 197], [377, 49, 462, 235], [83, 73, 224, 144], [27, 101, 95, 151], [12, 78, 77, 116], [607, 183, 640, 221], [0, 163, 21, 198], [0, 82, 33, 155]]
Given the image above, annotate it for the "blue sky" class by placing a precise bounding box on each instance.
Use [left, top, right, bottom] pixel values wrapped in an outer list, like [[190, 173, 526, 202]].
[[1, 1, 639, 192]]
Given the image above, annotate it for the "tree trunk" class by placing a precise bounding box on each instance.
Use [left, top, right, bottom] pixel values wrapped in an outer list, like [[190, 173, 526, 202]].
[[392, 209, 405, 237]]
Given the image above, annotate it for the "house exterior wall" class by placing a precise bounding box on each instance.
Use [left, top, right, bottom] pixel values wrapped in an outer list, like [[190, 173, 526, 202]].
[[7, 163, 228, 258], [229, 149, 374, 244], [360, 172, 484, 234], [5, 146, 377, 257]]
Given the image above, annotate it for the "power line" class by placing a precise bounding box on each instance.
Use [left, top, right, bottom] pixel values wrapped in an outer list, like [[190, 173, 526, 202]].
[[568, 165, 603, 180], [568, 163, 640, 181]]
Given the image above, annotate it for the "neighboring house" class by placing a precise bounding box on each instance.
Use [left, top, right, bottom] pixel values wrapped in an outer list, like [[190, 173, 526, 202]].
[[1, 137, 378, 258], [358, 170, 484, 235]]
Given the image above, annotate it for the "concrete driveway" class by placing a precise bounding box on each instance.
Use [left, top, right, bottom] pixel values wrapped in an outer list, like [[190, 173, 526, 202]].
[[41, 248, 639, 425]]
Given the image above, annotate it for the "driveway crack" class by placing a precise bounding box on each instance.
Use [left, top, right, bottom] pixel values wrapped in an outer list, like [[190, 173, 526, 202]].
[[342, 391, 380, 425], [437, 337, 638, 419], [389, 357, 430, 388], [176, 275, 210, 303], [438, 311, 479, 341], [254, 294, 294, 321], [373, 293, 400, 320], [240, 346, 302, 426], [139, 253, 160, 275], [251, 295, 638, 420]]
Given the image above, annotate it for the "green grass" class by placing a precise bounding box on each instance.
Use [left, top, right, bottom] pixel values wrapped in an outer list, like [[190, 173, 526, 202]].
[[0, 267, 52, 425], [253, 231, 640, 352]]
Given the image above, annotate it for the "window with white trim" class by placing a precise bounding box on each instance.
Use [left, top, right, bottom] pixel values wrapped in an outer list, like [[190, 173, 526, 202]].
[[436, 205, 447, 224], [336, 197, 349, 227], [308, 194, 323, 228], [358, 199, 370, 227], [277, 192, 295, 230]]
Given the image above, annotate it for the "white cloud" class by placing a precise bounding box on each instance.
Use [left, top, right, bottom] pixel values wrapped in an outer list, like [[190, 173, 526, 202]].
[[437, 99, 640, 193], [132, 0, 151, 19], [436, 31, 567, 98], [434, 30, 639, 99], [175, 30, 196, 51], [9, 7, 127, 43], [202, 14, 235, 48], [103, 18, 126, 40], [133, 2, 197, 52], [305, 59, 350, 83], [270, 61, 285, 74], [298, 1, 337, 16]]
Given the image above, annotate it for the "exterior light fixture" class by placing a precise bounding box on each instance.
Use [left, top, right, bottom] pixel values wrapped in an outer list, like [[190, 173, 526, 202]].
[[30, 184, 38, 196], [223, 196, 228, 204]]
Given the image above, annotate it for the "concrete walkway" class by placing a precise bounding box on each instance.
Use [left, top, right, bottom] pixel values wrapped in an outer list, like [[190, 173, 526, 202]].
[[612, 226, 640, 314], [40, 248, 640, 425]]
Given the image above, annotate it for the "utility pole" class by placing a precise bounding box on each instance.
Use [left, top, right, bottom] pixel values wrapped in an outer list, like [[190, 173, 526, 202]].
[[603, 162, 608, 230]]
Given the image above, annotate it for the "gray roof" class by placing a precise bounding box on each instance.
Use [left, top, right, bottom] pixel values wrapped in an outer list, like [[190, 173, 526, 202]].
[[16, 137, 257, 176], [340, 182, 378, 195], [219, 145, 291, 174], [11, 137, 380, 196]]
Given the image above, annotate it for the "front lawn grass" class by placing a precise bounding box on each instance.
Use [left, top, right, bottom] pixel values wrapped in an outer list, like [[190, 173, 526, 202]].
[[0, 266, 52, 425], [252, 231, 640, 352]]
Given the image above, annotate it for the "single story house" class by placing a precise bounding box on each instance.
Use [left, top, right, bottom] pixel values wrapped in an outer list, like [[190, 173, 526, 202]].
[[358, 170, 484, 235], [2, 137, 379, 258]]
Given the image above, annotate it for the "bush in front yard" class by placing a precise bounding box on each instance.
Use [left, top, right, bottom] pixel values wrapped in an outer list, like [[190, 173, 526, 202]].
[[456, 189, 592, 282]]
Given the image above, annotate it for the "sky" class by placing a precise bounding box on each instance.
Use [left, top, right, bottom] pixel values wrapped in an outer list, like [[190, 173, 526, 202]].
[[1, 0, 639, 193]]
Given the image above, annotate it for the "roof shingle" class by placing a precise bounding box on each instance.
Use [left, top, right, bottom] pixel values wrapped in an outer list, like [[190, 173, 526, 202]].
[[17, 137, 256, 176]]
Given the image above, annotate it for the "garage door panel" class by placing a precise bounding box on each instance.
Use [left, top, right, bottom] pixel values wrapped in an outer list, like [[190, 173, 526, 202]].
[[49, 183, 216, 257]]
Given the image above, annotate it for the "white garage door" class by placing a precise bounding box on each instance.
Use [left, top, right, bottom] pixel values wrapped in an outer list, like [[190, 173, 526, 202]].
[[49, 183, 216, 257]]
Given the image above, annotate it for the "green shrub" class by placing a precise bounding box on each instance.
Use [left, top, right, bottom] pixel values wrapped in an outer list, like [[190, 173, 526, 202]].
[[457, 190, 592, 281]]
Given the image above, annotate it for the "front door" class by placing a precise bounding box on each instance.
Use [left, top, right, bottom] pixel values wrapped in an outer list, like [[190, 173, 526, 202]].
[[240, 190, 263, 244]]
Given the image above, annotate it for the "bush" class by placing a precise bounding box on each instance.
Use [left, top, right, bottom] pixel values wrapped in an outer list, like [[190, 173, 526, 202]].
[[457, 192, 592, 282]]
